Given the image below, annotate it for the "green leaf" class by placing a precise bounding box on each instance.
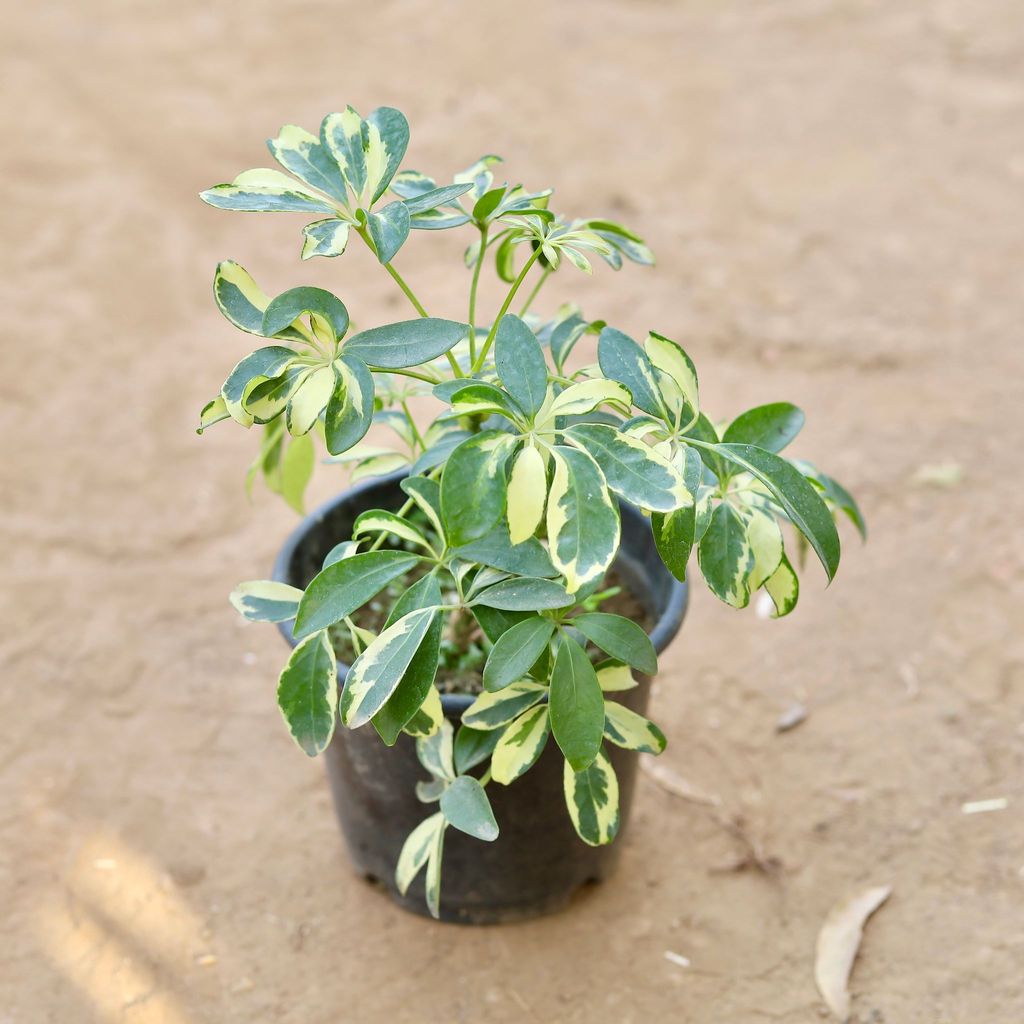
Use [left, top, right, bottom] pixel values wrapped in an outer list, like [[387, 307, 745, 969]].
[[263, 286, 349, 342], [651, 505, 695, 583], [603, 702, 666, 754], [447, 382, 524, 422], [471, 605, 531, 645], [267, 123, 348, 203], [321, 107, 367, 197], [344, 318, 468, 369], [548, 379, 631, 419], [763, 551, 800, 617], [483, 617, 556, 692], [494, 314, 549, 417], [471, 576, 573, 612], [294, 550, 422, 639], [549, 635, 605, 772], [244, 364, 309, 424], [366, 201, 411, 263], [546, 446, 620, 595], [280, 433, 315, 513], [276, 631, 337, 756], [417, 717, 455, 779], [724, 402, 805, 453], [411, 429, 473, 475], [491, 706, 550, 785], [698, 503, 755, 608], [462, 681, 547, 730], [221, 346, 296, 425], [564, 423, 691, 512], [372, 577, 444, 745], [712, 443, 841, 581], [563, 749, 620, 845], [229, 580, 303, 623], [340, 607, 438, 727], [395, 812, 445, 896], [324, 354, 374, 457], [597, 326, 667, 418], [301, 218, 350, 260], [440, 776, 499, 841], [400, 476, 445, 539], [200, 170, 336, 214], [441, 432, 515, 546], [572, 612, 657, 675], [213, 260, 304, 340], [683, 414, 728, 483], [798, 463, 867, 540], [453, 726, 502, 774], [453, 522, 557, 578]]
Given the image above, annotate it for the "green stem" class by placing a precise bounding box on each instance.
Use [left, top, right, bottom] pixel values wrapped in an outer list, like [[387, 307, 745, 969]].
[[468, 225, 489, 364], [517, 266, 551, 317], [376, 366, 441, 385], [471, 248, 542, 374], [400, 399, 426, 452]]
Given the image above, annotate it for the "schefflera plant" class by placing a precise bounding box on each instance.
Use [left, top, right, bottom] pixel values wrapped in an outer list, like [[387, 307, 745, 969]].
[[199, 105, 864, 917]]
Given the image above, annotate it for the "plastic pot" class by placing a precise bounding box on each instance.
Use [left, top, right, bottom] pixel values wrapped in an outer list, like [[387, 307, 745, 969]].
[[273, 472, 687, 923]]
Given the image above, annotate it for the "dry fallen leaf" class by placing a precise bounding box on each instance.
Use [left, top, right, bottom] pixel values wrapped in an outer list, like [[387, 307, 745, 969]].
[[814, 884, 891, 1021]]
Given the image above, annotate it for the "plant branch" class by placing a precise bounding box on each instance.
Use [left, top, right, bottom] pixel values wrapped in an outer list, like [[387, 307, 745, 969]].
[[518, 266, 551, 316], [471, 248, 542, 373], [468, 225, 489, 364]]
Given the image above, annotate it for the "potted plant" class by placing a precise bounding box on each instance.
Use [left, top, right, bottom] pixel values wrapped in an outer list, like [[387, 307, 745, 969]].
[[197, 105, 864, 922]]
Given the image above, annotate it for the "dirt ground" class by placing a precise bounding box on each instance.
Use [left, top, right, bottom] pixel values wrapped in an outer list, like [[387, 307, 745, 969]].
[[3, 1, 1023, 1021]]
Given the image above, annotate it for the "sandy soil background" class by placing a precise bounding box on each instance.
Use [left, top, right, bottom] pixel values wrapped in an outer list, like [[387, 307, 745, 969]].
[[3, 1, 1023, 1021]]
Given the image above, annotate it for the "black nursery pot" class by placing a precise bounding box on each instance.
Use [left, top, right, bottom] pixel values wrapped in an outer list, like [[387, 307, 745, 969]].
[[273, 472, 688, 924]]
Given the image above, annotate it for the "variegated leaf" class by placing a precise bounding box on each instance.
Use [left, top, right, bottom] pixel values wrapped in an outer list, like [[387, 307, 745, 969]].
[[441, 431, 515, 546], [644, 332, 698, 423], [350, 452, 410, 482], [364, 106, 410, 204], [596, 660, 637, 692], [353, 510, 433, 550], [197, 395, 230, 433], [563, 749, 620, 846], [745, 507, 784, 591], [462, 681, 547, 731], [546, 445, 620, 594], [491, 705, 551, 785], [324, 354, 374, 456], [213, 260, 306, 340], [698, 502, 754, 608], [564, 423, 691, 512], [603, 701, 666, 754], [340, 607, 438, 728], [280, 433, 314, 513], [424, 816, 446, 918], [221, 346, 296, 425], [366, 200, 411, 263], [404, 685, 443, 738], [548, 379, 632, 420], [244, 364, 311, 424], [229, 580, 303, 623], [267, 123, 348, 203], [400, 476, 445, 540], [285, 364, 334, 435], [417, 717, 455, 779], [276, 631, 337, 757], [763, 552, 800, 617], [506, 445, 547, 544], [200, 168, 336, 214], [301, 218, 350, 260], [321, 107, 368, 199], [395, 811, 444, 895], [597, 326, 668, 419]]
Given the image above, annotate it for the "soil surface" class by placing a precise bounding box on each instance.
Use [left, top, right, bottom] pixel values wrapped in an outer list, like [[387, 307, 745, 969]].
[[3, 2, 1023, 1021]]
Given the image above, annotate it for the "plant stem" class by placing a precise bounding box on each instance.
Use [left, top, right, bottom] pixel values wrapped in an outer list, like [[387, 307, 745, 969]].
[[378, 367, 441, 385], [471, 248, 542, 373], [468, 225, 489, 365], [517, 266, 551, 316], [400, 399, 426, 452]]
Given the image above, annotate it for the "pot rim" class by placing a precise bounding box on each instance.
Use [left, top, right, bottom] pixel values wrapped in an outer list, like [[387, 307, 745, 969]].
[[271, 471, 688, 713]]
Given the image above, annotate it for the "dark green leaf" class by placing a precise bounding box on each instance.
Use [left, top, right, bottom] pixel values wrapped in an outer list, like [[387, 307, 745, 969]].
[[472, 577, 574, 612], [366, 106, 410, 203], [723, 402, 805, 453], [698, 503, 754, 608], [345, 318, 469, 369], [597, 326, 665, 418], [263, 286, 349, 342], [495, 314, 549, 417], [572, 612, 657, 675], [483, 617, 556, 691], [439, 776, 499, 841], [366, 201, 411, 263], [549, 635, 605, 772], [453, 522, 557, 578], [471, 605, 531, 644], [294, 550, 422, 639], [324, 355, 374, 456], [276, 631, 337, 756], [453, 726, 502, 773]]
